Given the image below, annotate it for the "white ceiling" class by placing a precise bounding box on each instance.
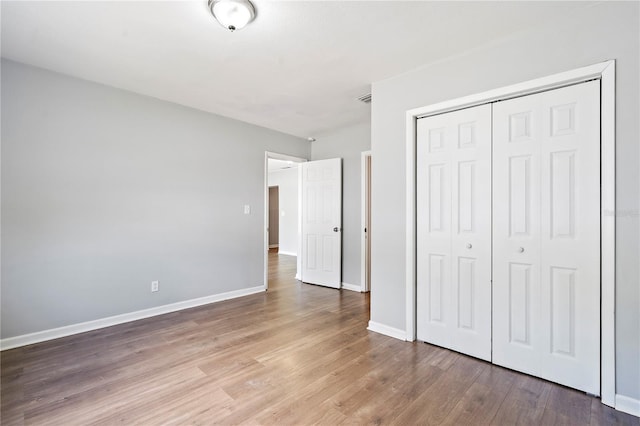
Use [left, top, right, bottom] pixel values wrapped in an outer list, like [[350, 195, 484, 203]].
[[1, 1, 593, 139]]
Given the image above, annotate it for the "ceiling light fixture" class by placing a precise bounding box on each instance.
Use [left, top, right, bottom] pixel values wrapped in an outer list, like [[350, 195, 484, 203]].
[[208, 0, 256, 32]]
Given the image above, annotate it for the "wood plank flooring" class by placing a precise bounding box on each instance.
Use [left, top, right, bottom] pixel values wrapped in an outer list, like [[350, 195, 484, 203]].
[[1, 250, 638, 425]]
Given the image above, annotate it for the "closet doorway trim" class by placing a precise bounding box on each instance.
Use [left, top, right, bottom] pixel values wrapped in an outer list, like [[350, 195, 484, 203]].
[[404, 60, 615, 406]]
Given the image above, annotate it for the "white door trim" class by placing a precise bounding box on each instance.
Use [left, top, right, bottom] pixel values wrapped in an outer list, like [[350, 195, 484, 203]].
[[405, 60, 615, 406], [264, 151, 307, 290], [361, 151, 372, 292]]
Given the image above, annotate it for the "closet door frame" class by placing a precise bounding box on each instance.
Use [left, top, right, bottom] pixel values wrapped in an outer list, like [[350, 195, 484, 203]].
[[405, 60, 615, 406]]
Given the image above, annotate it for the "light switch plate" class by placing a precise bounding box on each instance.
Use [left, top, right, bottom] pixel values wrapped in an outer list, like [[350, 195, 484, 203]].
[[244, 205, 251, 214]]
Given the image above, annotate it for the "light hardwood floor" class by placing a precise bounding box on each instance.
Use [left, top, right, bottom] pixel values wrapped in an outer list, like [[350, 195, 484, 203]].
[[1, 250, 638, 425]]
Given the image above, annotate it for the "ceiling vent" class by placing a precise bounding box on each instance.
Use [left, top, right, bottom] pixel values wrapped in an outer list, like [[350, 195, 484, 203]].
[[357, 93, 372, 104]]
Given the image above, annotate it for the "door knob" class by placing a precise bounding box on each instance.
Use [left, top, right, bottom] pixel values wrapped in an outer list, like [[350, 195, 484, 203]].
[[333, 227, 340, 232], [518, 247, 525, 253], [466, 243, 472, 249]]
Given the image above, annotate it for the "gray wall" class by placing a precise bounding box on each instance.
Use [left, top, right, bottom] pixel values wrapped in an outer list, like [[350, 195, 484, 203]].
[[370, 2, 639, 399], [268, 167, 299, 256], [1, 59, 310, 339], [312, 121, 371, 287]]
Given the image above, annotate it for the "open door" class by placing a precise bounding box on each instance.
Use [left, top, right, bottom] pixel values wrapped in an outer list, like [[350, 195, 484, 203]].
[[300, 158, 342, 288]]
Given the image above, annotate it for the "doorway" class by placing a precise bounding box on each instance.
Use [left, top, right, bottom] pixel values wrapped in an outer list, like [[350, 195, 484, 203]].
[[404, 61, 616, 405], [264, 152, 307, 290], [415, 81, 602, 396]]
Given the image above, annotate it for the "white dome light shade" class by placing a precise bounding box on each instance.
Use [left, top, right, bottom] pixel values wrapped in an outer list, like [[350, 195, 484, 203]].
[[208, 0, 256, 32]]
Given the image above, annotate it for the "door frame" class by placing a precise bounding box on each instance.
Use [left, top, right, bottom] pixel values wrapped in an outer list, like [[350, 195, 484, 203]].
[[404, 60, 615, 406], [264, 151, 307, 290], [361, 151, 372, 292]]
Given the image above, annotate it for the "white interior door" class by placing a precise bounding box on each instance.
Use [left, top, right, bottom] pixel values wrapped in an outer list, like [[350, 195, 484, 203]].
[[300, 158, 342, 288], [492, 81, 600, 394], [416, 104, 492, 361]]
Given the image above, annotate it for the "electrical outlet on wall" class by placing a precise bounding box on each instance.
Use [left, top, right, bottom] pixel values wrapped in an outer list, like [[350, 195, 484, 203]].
[[151, 280, 159, 292]]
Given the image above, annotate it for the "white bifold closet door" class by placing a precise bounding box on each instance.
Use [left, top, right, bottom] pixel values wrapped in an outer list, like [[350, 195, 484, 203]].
[[416, 104, 492, 361], [492, 81, 601, 394]]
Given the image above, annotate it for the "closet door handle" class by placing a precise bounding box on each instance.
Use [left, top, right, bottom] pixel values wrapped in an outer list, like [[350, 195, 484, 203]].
[[518, 247, 525, 253], [466, 243, 472, 249]]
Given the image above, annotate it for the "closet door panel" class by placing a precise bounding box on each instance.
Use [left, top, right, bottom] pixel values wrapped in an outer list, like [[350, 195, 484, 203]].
[[417, 119, 452, 347], [417, 104, 492, 361], [493, 94, 543, 376], [538, 81, 601, 394], [493, 81, 601, 394]]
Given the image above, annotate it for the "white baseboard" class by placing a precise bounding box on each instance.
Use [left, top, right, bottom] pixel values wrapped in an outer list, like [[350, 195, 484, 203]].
[[341, 282, 363, 292], [0, 285, 265, 351], [277, 250, 297, 257], [616, 394, 640, 417], [269, 244, 279, 249], [367, 321, 407, 341]]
